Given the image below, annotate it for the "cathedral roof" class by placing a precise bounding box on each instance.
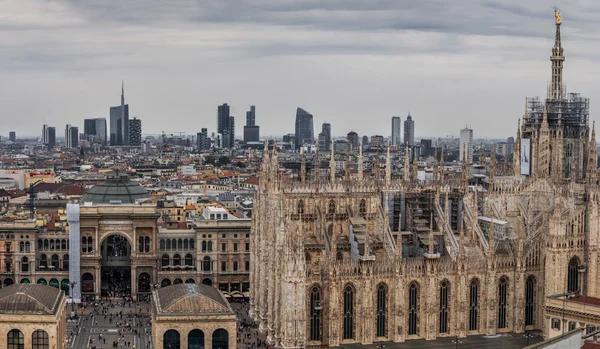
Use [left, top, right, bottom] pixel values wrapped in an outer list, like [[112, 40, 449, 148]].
[[0, 284, 64, 315], [81, 174, 150, 205], [154, 284, 233, 315]]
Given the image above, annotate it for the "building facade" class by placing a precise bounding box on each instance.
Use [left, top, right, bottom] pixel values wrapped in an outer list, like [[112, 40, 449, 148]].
[[244, 106, 260, 143], [391, 116, 401, 146], [404, 114, 414, 147], [218, 103, 235, 149], [250, 13, 600, 348], [64, 125, 78, 149], [295, 108, 314, 149], [460, 127, 473, 164], [128, 117, 142, 146]]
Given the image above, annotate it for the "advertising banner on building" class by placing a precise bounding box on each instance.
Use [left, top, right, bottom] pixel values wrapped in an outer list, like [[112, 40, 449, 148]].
[[521, 138, 531, 175]]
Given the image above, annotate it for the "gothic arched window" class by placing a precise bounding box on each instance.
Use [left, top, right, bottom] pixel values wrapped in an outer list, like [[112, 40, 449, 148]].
[[376, 283, 388, 337], [297, 200, 305, 214], [310, 285, 322, 341], [498, 276, 509, 329], [568, 257, 580, 293], [359, 199, 366, 215], [328, 200, 336, 214], [439, 280, 450, 333], [469, 278, 480, 331], [343, 284, 355, 339], [408, 281, 419, 335], [525, 275, 536, 327]]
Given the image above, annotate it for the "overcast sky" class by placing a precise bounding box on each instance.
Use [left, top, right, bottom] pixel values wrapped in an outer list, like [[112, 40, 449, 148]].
[[1, 0, 599, 140]]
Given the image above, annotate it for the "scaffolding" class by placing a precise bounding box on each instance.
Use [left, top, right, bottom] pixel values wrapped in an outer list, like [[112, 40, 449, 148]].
[[523, 93, 589, 133]]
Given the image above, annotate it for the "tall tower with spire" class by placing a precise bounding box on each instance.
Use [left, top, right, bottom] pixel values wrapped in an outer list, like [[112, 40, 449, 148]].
[[110, 81, 130, 146], [550, 9, 565, 100], [520, 10, 590, 181]]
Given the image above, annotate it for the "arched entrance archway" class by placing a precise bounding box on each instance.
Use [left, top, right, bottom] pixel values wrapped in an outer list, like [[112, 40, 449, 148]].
[[138, 273, 151, 293], [161, 279, 172, 287], [101, 234, 132, 298], [202, 278, 212, 286]]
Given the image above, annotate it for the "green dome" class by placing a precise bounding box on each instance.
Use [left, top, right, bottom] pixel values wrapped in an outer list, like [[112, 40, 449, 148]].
[[81, 175, 150, 204]]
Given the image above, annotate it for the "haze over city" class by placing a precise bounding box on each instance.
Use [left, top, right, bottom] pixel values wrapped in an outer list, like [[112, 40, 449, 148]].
[[2, 0, 600, 138]]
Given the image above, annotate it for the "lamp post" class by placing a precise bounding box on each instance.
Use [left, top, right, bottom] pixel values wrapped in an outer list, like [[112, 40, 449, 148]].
[[451, 335, 462, 349], [524, 331, 535, 346], [69, 281, 77, 319]]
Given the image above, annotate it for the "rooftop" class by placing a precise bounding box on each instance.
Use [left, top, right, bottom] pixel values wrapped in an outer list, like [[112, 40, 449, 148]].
[[80, 174, 150, 205], [154, 284, 233, 315], [0, 284, 64, 315]]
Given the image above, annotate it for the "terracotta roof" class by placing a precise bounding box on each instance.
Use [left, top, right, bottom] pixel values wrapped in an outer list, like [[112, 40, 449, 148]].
[[243, 177, 259, 185], [0, 189, 10, 197], [582, 342, 600, 349]]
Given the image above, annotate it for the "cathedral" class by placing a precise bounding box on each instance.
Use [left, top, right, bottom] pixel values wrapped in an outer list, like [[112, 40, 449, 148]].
[[249, 11, 600, 348]]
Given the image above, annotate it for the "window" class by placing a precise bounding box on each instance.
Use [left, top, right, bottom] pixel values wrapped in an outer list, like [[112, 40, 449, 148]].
[[189, 239, 194, 249], [233, 243, 238, 251], [408, 282, 419, 335], [222, 234, 226, 239], [203, 256, 211, 271], [178, 239, 183, 250], [245, 261, 249, 271], [37, 239, 42, 250], [359, 199, 366, 215], [63, 255, 69, 270], [343, 284, 355, 339], [569, 321, 577, 331], [87, 237, 93, 253], [439, 280, 450, 333], [202, 241, 207, 252], [160, 239, 165, 250], [469, 278, 479, 331], [376, 283, 388, 337], [297, 200, 305, 214], [234, 234, 238, 238], [163, 329, 180, 349], [221, 243, 226, 251], [19, 241, 24, 253], [5, 242, 10, 252], [221, 262, 227, 272], [245, 242, 250, 251], [81, 237, 87, 253], [498, 276, 508, 329], [32, 330, 49, 349], [173, 254, 181, 266], [551, 318, 561, 330], [166, 239, 171, 250], [7, 329, 24, 349], [233, 261, 238, 271], [51, 254, 59, 269], [40, 254, 47, 268], [525, 276, 535, 326], [310, 286, 322, 341], [21, 257, 29, 272], [568, 257, 580, 293], [139, 236, 144, 253], [328, 200, 336, 214], [185, 254, 193, 266], [162, 254, 169, 267], [61, 239, 67, 250], [145, 237, 150, 252], [184, 239, 189, 249], [587, 325, 597, 334], [208, 241, 213, 251]]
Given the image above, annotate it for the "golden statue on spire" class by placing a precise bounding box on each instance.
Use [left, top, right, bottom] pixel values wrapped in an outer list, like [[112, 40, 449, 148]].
[[555, 9, 561, 25]]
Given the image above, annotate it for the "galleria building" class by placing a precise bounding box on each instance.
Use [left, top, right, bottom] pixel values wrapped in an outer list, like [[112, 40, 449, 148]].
[[250, 14, 600, 348]]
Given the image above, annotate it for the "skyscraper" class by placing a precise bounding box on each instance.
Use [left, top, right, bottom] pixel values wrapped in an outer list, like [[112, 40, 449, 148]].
[[197, 128, 210, 151], [295, 108, 314, 149], [65, 124, 79, 148], [404, 114, 414, 147], [217, 103, 235, 148], [391, 116, 401, 146], [362, 135, 369, 147], [84, 118, 107, 145], [8, 132, 16, 142], [321, 123, 331, 151], [244, 106, 260, 143], [460, 126, 474, 164], [110, 82, 129, 146], [347, 131, 359, 150], [46, 127, 56, 150], [42, 124, 48, 144], [128, 118, 142, 146]]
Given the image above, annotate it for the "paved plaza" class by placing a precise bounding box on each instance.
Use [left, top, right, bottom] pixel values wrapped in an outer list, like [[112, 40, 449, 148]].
[[66, 298, 153, 349], [342, 333, 544, 349]]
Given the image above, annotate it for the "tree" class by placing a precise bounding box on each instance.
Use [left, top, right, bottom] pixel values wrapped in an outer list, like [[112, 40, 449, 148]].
[[236, 161, 246, 168], [218, 156, 231, 166]]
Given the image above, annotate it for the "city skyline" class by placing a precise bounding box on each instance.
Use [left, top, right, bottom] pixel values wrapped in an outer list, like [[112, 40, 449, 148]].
[[2, 2, 599, 139]]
